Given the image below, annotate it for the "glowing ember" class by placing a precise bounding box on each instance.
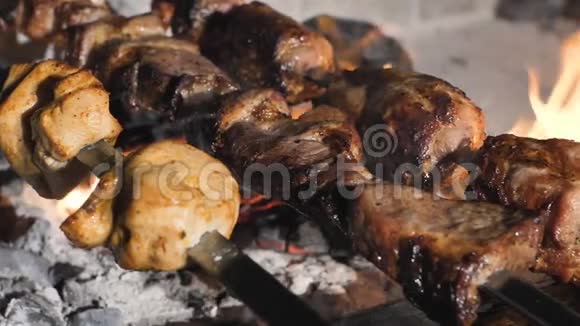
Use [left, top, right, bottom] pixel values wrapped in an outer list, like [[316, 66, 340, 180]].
[[510, 31, 580, 141], [56, 175, 98, 218]]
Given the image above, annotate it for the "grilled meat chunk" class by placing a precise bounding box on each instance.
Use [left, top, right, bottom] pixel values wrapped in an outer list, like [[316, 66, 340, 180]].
[[89, 35, 237, 150], [214, 89, 371, 200], [351, 183, 545, 325], [62, 13, 168, 67], [62, 140, 240, 271], [0, 0, 18, 32], [474, 134, 580, 283], [303, 15, 413, 72], [13, 0, 114, 40], [0, 60, 122, 199], [152, 0, 245, 41], [199, 1, 335, 103], [323, 68, 486, 199]]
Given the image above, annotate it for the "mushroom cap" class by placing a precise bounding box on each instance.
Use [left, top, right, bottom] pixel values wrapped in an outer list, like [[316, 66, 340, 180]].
[[109, 140, 240, 271]]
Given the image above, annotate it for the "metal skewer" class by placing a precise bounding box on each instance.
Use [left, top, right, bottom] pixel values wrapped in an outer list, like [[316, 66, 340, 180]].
[[480, 275, 580, 326]]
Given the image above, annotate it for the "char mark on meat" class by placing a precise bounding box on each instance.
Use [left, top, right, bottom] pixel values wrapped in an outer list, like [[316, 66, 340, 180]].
[[303, 15, 413, 72], [198, 1, 335, 103], [474, 134, 580, 283], [350, 183, 545, 325], [152, 0, 245, 41], [214, 88, 371, 201], [95, 36, 238, 151], [61, 13, 168, 67], [322, 68, 486, 199], [12, 0, 115, 40]]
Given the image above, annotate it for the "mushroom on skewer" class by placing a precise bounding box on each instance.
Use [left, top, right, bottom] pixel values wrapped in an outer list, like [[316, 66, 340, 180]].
[[0, 60, 122, 199], [62, 139, 241, 271]]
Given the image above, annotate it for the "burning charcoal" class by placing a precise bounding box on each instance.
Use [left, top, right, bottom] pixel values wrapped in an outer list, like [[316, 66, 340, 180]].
[[496, 0, 565, 22], [304, 15, 413, 72], [0, 247, 52, 286], [69, 308, 123, 326], [474, 134, 580, 284], [2, 291, 65, 326], [323, 68, 486, 200], [199, 2, 335, 103]]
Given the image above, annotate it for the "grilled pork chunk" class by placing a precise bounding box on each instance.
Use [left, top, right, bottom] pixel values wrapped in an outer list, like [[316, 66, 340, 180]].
[[98, 36, 237, 123], [0, 60, 122, 199], [152, 0, 245, 41], [351, 183, 545, 325], [303, 15, 413, 72], [323, 68, 486, 199], [474, 134, 580, 284], [62, 13, 168, 67], [214, 89, 371, 200], [13, 0, 114, 40], [0, 0, 17, 32], [199, 1, 335, 103], [62, 140, 240, 271]]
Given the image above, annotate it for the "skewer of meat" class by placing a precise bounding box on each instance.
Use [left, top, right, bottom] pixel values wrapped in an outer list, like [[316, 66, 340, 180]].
[[474, 134, 580, 286], [0, 60, 328, 325]]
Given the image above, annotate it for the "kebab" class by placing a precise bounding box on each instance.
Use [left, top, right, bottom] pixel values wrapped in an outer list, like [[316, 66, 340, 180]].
[[0, 59, 329, 325], [474, 134, 580, 286], [1, 1, 579, 325]]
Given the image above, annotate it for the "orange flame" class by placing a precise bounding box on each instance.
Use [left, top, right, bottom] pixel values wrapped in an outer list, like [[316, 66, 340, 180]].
[[510, 31, 580, 141]]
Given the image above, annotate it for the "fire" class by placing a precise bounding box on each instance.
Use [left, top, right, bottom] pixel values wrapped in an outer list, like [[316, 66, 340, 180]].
[[56, 175, 98, 218], [510, 31, 580, 141]]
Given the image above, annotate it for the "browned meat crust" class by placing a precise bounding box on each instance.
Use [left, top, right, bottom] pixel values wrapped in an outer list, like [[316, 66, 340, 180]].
[[474, 134, 580, 283], [14, 0, 114, 40], [303, 15, 413, 72], [323, 68, 486, 199], [0, 0, 18, 32], [351, 183, 545, 325], [198, 1, 335, 103], [61, 13, 168, 67], [214, 89, 370, 200], [152, 0, 245, 41]]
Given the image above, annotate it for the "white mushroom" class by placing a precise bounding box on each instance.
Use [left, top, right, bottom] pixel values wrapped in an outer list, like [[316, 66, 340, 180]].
[[62, 140, 241, 271]]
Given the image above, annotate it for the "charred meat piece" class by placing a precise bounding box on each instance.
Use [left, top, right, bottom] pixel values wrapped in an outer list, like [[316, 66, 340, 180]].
[[303, 15, 413, 72], [152, 0, 245, 41], [214, 89, 371, 201], [351, 183, 545, 325], [62, 140, 240, 271], [62, 13, 168, 67], [474, 134, 580, 283], [199, 1, 335, 103], [0, 60, 122, 199], [0, 0, 18, 32], [13, 0, 114, 40], [93, 36, 238, 150], [323, 68, 486, 199]]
